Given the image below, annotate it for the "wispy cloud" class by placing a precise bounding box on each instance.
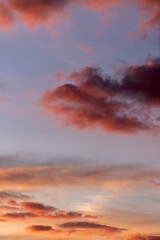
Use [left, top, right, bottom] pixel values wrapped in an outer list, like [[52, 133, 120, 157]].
[[0, 161, 159, 190]]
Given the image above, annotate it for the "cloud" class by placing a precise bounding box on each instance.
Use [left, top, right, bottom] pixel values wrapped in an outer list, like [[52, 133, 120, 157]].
[[7, 200, 18, 206], [83, 0, 119, 11], [137, 0, 160, 29], [0, 0, 160, 34], [26, 223, 122, 239], [19, 201, 95, 220], [0, 205, 19, 211], [0, 3, 13, 28], [0, 0, 120, 29], [0, 162, 159, 191], [52, 70, 64, 82], [0, 0, 71, 28], [2, 212, 35, 220], [130, 0, 160, 36], [26, 225, 54, 232], [60, 220, 123, 232], [20, 202, 56, 213], [26, 221, 125, 238], [0, 191, 30, 200], [0, 197, 96, 222], [59, 221, 125, 237], [48, 211, 83, 220], [127, 234, 160, 240], [78, 44, 93, 54], [40, 59, 160, 133]]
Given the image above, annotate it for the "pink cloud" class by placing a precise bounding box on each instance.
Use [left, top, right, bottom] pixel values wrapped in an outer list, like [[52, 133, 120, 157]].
[[78, 44, 93, 55], [40, 59, 160, 133]]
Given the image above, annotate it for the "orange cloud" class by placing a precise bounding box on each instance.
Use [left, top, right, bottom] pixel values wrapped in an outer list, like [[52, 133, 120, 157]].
[[7, 200, 18, 206], [0, 0, 71, 28], [0, 0, 160, 34], [0, 162, 159, 190], [138, 0, 160, 28], [20, 201, 96, 220], [0, 197, 96, 223], [26, 221, 124, 239], [83, 0, 120, 11], [0, 3, 13, 28], [21, 202, 56, 213], [129, 0, 160, 36], [26, 224, 56, 232], [0, 205, 19, 211], [0, 163, 156, 191]]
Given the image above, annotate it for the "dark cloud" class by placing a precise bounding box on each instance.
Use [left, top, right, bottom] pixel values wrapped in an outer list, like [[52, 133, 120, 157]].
[[47, 211, 95, 220], [0, 0, 119, 29], [119, 59, 160, 104], [0, 198, 96, 222], [41, 59, 160, 133], [127, 234, 160, 240], [26, 224, 54, 232], [20, 202, 56, 213], [20, 201, 95, 220], [2, 212, 35, 220], [60, 221, 124, 233], [48, 211, 82, 219]]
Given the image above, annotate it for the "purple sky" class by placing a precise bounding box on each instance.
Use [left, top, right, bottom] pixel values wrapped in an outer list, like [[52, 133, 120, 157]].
[[0, 0, 160, 239]]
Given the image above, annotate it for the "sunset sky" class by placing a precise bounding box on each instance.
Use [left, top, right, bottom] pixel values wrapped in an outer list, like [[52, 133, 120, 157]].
[[0, 0, 160, 239]]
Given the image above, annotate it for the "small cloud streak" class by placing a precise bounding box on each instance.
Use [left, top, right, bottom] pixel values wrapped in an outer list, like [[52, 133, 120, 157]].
[[20, 202, 56, 213], [78, 44, 93, 55], [7, 200, 18, 206]]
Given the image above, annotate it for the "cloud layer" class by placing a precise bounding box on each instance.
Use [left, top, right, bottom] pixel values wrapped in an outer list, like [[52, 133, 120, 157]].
[[0, 0, 119, 29], [0, 160, 159, 239], [0, 0, 160, 32], [0, 162, 159, 190]]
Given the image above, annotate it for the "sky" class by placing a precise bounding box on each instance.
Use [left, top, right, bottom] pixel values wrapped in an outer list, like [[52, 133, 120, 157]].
[[0, 0, 160, 239]]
